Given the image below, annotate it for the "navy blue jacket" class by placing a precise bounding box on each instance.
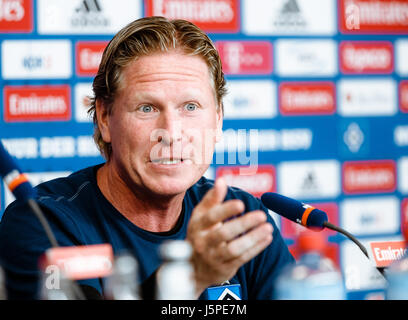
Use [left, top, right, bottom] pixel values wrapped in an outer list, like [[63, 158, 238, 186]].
[[0, 164, 294, 299]]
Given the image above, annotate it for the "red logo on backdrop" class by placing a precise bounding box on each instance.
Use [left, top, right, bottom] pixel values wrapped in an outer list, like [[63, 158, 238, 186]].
[[216, 165, 275, 198], [279, 82, 336, 116], [339, 0, 408, 33], [0, 0, 32, 32], [402, 199, 408, 240], [281, 203, 339, 239], [342, 160, 396, 194], [76, 41, 108, 77], [339, 41, 394, 74], [400, 81, 408, 113], [4, 85, 71, 122], [216, 41, 272, 75], [370, 241, 407, 268], [145, 0, 240, 33]]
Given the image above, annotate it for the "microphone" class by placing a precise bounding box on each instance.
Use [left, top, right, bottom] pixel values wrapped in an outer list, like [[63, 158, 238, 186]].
[[260, 192, 328, 230], [0, 141, 86, 299], [0, 141, 59, 248], [0, 142, 35, 201], [261, 192, 369, 259]]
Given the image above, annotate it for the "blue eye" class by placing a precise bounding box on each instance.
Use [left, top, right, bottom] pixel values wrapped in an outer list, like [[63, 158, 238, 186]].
[[139, 105, 153, 113], [185, 103, 197, 111]]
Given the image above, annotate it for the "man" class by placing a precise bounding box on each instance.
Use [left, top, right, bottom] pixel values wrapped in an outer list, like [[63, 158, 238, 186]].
[[0, 16, 294, 300]]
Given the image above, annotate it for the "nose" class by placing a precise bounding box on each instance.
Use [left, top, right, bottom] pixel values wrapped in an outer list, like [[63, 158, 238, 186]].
[[154, 110, 183, 146]]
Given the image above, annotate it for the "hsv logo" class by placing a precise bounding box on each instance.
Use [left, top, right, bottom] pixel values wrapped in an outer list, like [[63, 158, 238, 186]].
[[0, 0, 32, 32], [339, 0, 408, 33], [145, 0, 240, 32], [76, 41, 108, 76], [339, 41, 394, 74], [370, 241, 407, 268], [4, 85, 71, 122], [279, 82, 336, 116], [400, 81, 408, 113], [216, 41, 272, 75], [43, 244, 113, 280], [281, 202, 338, 238], [342, 160, 396, 194], [216, 165, 275, 198]]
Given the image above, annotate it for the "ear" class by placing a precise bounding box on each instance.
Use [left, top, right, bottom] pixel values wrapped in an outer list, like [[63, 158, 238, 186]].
[[95, 99, 112, 143], [215, 104, 223, 143]]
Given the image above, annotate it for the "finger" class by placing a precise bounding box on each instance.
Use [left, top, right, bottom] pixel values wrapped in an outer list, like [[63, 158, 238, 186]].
[[194, 177, 228, 214], [206, 210, 267, 245], [224, 234, 273, 270], [218, 222, 273, 262], [199, 199, 245, 230]]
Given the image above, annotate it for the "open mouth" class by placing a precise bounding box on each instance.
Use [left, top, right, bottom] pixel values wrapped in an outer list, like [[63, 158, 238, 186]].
[[151, 158, 183, 165]]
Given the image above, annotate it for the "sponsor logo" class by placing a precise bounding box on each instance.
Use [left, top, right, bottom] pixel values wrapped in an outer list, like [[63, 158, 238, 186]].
[[398, 157, 408, 194], [342, 160, 396, 194], [394, 125, 408, 147], [216, 41, 272, 75], [223, 80, 277, 119], [71, 0, 109, 29], [39, 136, 76, 158], [277, 160, 340, 200], [339, 0, 408, 33], [400, 81, 408, 113], [43, 244, 113, 280], [339, 41, 393, 74], [145, 0, 240, 32], [216, 165, 275, 198], [74, 82, 93, 122], [396, 39, 408, 75], [77, 135, 100, 157], [343, 122, 365, 153], [1, 40, 72, 79], [215, 128, 313, 153], [4, 85, 71, 122], [0, 0, 32, 32], [37, 0, 141, 34], [0, 137, 38, 159], [370, 241, 407, 268], [275, 39, 337, 77], [279, 82, 336, 115], [338, 78, 397, 116], [282, 202, 338, 238], [242, 0, 336, 35], [340, 196, 399, 236], [76, 41, 107, 76], [402, 198, 408, 239]]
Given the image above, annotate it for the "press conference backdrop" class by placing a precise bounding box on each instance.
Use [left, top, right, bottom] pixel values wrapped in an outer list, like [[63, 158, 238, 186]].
[[0, 0, 407, 300]]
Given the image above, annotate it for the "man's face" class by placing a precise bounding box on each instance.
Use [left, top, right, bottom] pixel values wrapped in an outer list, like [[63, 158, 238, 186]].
[[98, 51, 223, 197]]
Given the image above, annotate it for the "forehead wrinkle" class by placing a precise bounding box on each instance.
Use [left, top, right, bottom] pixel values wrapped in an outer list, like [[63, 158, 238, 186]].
[[118, 52, 218, 106]]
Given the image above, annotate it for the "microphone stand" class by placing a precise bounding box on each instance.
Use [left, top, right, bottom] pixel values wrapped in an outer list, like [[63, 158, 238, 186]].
[[27, 199, 86, 300], [323, 221, 385, 277]]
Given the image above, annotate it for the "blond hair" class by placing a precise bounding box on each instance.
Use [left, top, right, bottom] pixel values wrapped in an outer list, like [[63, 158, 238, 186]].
[[89, 16, 226, 160]]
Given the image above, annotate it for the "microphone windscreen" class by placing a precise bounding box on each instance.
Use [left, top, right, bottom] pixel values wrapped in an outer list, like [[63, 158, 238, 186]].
[[0, 141, 35, 201], [261, 192, 304, 222], [306, 208, 328, 229], [0, 142, 16, 178], [261, 192, 328, 229]]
